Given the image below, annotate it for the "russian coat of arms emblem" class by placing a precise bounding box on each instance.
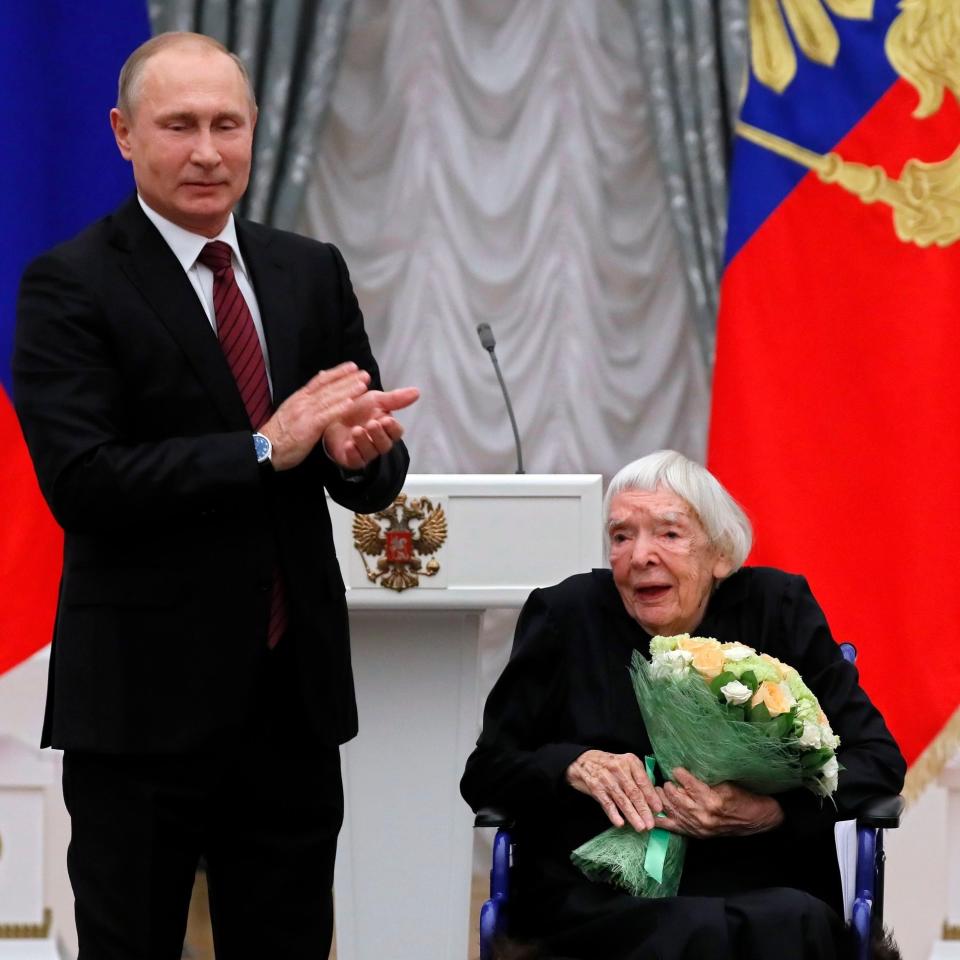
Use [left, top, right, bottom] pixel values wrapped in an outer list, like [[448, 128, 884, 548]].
[[352, 494, 448, 592]]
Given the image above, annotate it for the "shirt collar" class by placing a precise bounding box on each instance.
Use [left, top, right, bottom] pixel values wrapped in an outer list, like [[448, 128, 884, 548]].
[[137, 195, 249, 279]]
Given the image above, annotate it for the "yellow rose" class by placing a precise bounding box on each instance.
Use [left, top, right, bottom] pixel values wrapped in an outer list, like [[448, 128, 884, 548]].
[[751, 680, 794, 716], [678, 636, 720, 653], [691, 645, 725, 680]]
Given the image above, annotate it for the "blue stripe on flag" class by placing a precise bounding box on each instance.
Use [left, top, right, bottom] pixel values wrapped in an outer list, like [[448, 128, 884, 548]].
[[0, 2, 150, 395]]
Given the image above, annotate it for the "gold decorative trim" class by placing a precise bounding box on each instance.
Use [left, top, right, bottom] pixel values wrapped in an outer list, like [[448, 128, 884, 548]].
[[736, 120, 960, 248], [0, 907, 52, 939], [903, 704, 960, 805], [747, 0, 874, 94], [782, 0, 841, 68], [824, 0, 873, 16], [885, 0, 960, 119], [943, 920, 960, 941], [749, 0, 798, 94]]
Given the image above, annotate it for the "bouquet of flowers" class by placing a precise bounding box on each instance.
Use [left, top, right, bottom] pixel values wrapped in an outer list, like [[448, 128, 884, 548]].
[[570, 635, 840, 897]]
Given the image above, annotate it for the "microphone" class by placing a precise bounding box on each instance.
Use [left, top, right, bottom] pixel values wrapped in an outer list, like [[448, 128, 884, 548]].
[[476, 323, 525, 474]]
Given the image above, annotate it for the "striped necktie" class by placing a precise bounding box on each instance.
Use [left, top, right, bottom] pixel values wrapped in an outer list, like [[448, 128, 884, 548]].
[[198, 241, 287, 648]]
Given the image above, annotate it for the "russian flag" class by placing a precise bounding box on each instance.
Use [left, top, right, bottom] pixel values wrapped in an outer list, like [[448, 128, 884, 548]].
[[1, 4, 150, 675], [709, 0, 960, 798]]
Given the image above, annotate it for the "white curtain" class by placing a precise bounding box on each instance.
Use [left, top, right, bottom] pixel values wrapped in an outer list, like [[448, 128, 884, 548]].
[[299, 0, 709, 480]]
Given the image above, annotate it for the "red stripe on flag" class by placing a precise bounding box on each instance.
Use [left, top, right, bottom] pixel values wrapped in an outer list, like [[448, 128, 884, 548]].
[[0, 391, 61, 674], [710, 79, 960, 767]]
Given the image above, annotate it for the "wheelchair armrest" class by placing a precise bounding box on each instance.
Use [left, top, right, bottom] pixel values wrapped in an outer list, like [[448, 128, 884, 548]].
[[474, 806, 515, 829], [855, 794, 904, 830]]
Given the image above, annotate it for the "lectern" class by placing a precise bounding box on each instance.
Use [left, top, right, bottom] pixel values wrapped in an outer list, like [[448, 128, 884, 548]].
[[0, 737, 57, 958], [327, 474, 603, 960]]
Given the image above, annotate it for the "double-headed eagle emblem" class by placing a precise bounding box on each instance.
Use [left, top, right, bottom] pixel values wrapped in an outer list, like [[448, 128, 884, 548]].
[[352, 494, 448, 592], [742, 0, 960, 248]]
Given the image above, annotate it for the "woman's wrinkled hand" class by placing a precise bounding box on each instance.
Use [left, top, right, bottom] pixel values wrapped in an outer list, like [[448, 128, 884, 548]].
[[565, 750, 662, 831], [656, 767, 784, 838]]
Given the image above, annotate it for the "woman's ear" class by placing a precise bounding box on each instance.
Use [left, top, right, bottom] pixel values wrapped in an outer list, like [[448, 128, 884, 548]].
[[712, 553, 734, 581]]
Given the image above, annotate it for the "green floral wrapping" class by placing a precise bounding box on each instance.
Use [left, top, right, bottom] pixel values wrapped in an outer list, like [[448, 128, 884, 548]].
[[634, 651, 807, 794], [571, 641, 839, 897], [571, 822, 686, 898]]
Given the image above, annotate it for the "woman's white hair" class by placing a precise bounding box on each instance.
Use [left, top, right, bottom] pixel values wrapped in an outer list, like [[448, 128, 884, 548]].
[[603, 450, 753, 573]]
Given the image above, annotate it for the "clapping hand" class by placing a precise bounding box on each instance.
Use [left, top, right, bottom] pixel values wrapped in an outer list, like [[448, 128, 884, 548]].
[[260, 362, 419, 472], [322, 385, 420, 470]]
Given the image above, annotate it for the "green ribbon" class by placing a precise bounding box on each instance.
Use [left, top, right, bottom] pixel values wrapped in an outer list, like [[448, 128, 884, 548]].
[[642, 754, 670, 884]]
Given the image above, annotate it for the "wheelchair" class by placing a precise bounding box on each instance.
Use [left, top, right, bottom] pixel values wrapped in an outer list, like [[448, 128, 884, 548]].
[[474, 642, 903, 960]]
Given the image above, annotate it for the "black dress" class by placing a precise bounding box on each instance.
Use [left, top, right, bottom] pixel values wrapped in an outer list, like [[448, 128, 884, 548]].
[[461, 567, 906, 960]]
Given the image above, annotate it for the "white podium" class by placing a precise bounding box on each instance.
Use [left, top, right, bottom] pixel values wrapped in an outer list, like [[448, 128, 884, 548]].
[[0, 737, 57, 959], [327, 475, 603, 960], [930, 750, 960, 959]]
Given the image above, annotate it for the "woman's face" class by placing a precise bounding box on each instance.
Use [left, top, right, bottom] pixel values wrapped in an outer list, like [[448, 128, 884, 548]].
[[608, 487, 732, 636]]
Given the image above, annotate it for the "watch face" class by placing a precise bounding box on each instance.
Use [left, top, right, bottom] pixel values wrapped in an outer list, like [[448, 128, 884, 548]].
[[253, 433, 271, 463]]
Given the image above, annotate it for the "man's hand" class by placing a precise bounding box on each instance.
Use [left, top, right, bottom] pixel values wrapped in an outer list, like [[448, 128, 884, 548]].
[[565, 750, 662, 832], [259, 363, 372, 471], [322, 386, 420, 471], [656, 767, 784, 838]]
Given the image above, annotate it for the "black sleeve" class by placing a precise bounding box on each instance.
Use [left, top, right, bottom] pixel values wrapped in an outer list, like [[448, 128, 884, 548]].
[[312, 243, 408, 514], [13, 252, 261, 534], [13, 242, 407, 532], [460, 589, 594, 817], [773, 575, 906, 836]]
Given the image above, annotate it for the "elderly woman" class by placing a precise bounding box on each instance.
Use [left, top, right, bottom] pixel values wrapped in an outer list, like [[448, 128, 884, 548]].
[[461, 451, 905, 960]]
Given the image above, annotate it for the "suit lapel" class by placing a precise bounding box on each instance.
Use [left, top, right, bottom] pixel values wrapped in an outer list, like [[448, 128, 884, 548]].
[[236, 218, 300, 406], [109, 197, 250, 427]]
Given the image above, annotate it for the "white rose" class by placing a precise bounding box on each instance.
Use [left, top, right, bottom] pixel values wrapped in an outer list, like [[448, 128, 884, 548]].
[[797, 720, 822, 749], [820, 755, 840, 794], [722, 644, 753, 662], [719, 680, 753, 705], [822, 725, 841, 750], [651, 648, 693, 679]]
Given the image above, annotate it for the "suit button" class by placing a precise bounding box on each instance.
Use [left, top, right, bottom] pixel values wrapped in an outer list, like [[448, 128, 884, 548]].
[[258, 581, 271, 594]]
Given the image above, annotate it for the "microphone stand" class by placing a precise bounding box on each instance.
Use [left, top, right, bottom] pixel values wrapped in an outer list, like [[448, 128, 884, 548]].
[[476, 323, 524, 474]]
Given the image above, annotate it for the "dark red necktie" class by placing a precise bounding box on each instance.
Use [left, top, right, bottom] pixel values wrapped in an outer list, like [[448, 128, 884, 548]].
[[198, 240, 287, 648]]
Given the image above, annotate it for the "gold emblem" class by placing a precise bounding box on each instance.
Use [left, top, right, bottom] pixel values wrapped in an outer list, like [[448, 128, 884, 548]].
[[741, 0, 960, 247], [352, 494, 448, 592], [748, 0, 874, 94], [737, 121, 960, 247]]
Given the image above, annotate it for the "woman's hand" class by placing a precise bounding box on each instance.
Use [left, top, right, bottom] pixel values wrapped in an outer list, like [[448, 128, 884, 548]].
[[656, 767, 784, 838], [565, 750, 662, 831]]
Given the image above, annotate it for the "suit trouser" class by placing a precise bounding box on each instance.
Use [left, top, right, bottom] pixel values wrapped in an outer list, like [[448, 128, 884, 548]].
[[62, 637, 343, 960]]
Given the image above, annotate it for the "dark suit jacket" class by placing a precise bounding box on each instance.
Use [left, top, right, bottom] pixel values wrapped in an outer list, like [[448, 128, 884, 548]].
[[13, 195, 408, 754]]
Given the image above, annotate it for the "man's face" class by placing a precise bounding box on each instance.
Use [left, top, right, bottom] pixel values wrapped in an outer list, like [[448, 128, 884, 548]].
[[608, 488, 732, 636], [111, 45, 256, 237]]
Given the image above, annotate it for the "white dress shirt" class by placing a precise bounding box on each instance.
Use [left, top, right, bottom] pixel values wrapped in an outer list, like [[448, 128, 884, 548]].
[[137, 196, 274, 396]]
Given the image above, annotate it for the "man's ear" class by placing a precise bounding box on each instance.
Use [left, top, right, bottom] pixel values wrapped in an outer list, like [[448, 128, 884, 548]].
[[110, 108, 133, 160]]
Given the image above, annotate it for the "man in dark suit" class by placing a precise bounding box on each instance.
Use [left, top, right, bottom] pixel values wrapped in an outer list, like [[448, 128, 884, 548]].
[[12, 31, 418, 959]]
